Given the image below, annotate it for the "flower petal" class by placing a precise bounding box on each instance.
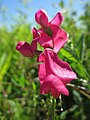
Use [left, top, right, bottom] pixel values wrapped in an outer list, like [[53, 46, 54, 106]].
[[16, 42, 33, 57], [32, 27, 40, 39], [50, 25, 68, 53], [42, 49, 77, 84], [16, 37, 41, 57], [38, 29, 52, 48], [40, 74, 69, 98], [38, 49, 77, 97], [38, 63, 46, 82], [50, 12, 64, 26], [37, 52, 45, 62], [37, 25, 68, 53], [35, 9, 48, 27], [31, 37, 40, 52], [38, 63, 49, 94]]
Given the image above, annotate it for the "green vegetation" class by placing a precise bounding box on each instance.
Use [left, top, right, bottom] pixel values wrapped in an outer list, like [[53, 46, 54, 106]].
[[0, 0, 90, 120]]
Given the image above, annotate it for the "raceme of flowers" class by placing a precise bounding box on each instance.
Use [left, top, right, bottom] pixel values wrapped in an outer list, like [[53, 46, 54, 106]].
[[16, 9, 77, 98]]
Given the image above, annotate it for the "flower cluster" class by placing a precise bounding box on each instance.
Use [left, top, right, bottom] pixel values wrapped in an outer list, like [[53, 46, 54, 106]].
[[16, 9, 77, 98]]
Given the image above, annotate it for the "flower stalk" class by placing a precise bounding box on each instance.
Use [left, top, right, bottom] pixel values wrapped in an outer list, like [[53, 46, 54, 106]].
[[52, 97, 55, 120], [67, 83, 90, 99]]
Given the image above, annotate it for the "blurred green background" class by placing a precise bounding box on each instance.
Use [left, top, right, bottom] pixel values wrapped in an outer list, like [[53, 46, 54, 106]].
[[0, 0, 90, 120]]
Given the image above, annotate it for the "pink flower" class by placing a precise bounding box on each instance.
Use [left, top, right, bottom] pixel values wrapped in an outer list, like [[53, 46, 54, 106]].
[[16, 9, 77, 98], [35, 9, 68, 53], [38, 49, 77, 98], [16, 28, 41, 57]]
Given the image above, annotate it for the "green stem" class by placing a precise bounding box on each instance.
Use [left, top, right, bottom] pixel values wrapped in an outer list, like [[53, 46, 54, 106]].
[[67, 83, 90, 99], [52, 97, 55, 120]]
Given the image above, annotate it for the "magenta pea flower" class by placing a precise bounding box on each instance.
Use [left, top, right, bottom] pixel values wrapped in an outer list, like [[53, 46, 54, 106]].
[[16, 27, 41, 57], [38, 49, 77, 98], [35, 9, 68, 53], [16, 9, 77, 98]]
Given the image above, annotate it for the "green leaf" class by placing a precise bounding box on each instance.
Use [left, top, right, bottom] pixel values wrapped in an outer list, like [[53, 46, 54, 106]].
[[76, 34, 85, 61], [59, 1, 64, 8], [37, 43, 44, 51], [71, 62, 90, 79], [0, 53, 7, 69], [0, 52, 12, 81], [59, 47, 78, 62]]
